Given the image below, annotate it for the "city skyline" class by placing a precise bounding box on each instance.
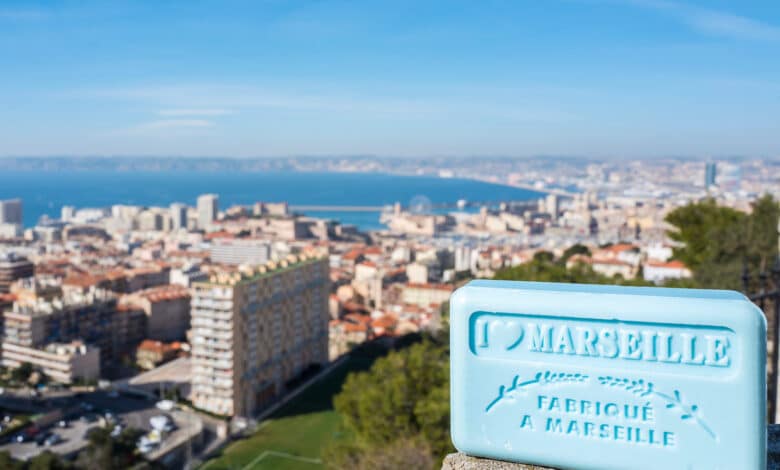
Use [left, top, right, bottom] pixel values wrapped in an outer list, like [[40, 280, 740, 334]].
[[1, 2, 779, 466], [1, 0, 779, 158]]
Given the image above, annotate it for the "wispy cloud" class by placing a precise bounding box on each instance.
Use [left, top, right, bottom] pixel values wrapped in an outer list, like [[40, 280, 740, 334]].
[[84, 84, 437, 116], [79, 83, 585, 124], [158, 109, 233, 117], [687, 10, 780, 42], [140, 119, 214, 129], [108, 119, 216, 137], [622, 0, 780, 41], [72, 82, 583, 134]]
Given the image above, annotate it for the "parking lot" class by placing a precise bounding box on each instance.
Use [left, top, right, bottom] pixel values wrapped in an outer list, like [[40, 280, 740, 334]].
[[0, 389, 203, 462], [2, 417, 97, 460]]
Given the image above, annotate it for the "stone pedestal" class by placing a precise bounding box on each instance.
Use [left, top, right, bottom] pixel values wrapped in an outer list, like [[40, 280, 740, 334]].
[[442, 453, 553, 469], [444, 424, 780, 470]]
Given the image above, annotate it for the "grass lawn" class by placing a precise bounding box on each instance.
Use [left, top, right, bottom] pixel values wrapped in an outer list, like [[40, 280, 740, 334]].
[[199, 354, 374, 470]]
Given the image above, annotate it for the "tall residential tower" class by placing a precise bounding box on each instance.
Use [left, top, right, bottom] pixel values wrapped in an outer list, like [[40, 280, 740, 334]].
[[190, 255, 329, 417], [197, 194, 219, 230], [0, 199, 22, 225]]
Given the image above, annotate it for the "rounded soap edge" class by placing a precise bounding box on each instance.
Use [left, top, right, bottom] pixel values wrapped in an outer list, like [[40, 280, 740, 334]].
[[449, 414, 470, 455], [448, 284, 474, 321], [737, 293, 768, 338], [449, 283, 476, 456]]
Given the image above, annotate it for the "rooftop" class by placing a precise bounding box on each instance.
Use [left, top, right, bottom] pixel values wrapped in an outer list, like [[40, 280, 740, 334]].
[[196, 254, 325, 287], [132, 285, 190, 302], [10, 288, 116, 317], [405, 282, 455, 292]]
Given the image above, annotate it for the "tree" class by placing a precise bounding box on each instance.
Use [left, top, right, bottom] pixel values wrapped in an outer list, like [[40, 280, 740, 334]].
[[0, 451, 22, 470], [28, 451, 71, 470], [560, 243, 591, 263], [665, 195, 780, 289], [74, 427, 143, 469], [75, 428, 113, 470], [532, 250, 554, 263], [327, 341, 451, 469], [745, 195, 780, 271], [11, 362, 34, 383]]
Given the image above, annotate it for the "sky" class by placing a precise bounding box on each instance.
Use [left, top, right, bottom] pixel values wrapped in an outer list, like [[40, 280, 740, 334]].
[[0, 0, 778, 158]]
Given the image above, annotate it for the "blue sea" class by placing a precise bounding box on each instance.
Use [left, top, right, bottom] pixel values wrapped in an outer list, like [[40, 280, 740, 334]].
[[0, 171, 544, 231]]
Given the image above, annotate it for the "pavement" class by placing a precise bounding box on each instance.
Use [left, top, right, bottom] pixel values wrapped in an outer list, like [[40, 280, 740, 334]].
[[2, 419, 98, 461]]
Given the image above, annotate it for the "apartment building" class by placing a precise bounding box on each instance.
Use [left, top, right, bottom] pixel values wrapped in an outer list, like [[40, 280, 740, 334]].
[[112, 304, 148, 363], [190, 255, 329, 417], [169, 203, 188, 230], [119, 285, 190, 342], [210, 238, 271, 266], [0, 199, 22, 225], [197, 194, 219, 230], [2, 289, 121, 369], [400, 283, 453, 308], [0, 253, 34, 293], [1, 340, 99, 383]]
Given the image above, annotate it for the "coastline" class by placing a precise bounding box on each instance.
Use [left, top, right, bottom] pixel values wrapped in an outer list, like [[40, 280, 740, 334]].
[[0, 169, 547, 231]]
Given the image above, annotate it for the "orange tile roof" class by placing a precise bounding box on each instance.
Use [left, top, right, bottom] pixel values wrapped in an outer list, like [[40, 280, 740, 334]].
[[371, 315, 398, 329], [602, 243, 638, 253], [205, 231, 235, 241], [646, 259, 688, 269], [591, 258, 633, 266], [405, 282, 454, 292], [344, 322, 368, 333], [342, 250, 363, 261], [62, 274, 106, 288], [343, 313, 371, 325], [137, 339, 175, 354], [136, 285, 190, 302]]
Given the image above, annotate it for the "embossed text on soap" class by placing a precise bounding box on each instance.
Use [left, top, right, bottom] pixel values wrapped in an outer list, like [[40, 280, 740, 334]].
[[469, 312, 736, 371]]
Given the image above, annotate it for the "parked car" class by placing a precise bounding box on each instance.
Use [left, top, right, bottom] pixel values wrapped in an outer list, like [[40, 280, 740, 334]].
[[57, 419, 68, 428], [80, 413, 98, 424], [149, 415, 176, 433], [20, 426, 41, 443], [35, 432, 52, 447], [45, 434, 62, 446], [137, 434, 160, 454], [156, 400, 175, 411]]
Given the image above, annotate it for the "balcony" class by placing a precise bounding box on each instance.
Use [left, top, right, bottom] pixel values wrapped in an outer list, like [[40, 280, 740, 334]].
[[192, 375, 234, 388], [192, 348, 233, 361], [192, 357, 234, 370], [191, 310, 233, 323], [192, 384, 234, 398], [192, 298, 233, 310]]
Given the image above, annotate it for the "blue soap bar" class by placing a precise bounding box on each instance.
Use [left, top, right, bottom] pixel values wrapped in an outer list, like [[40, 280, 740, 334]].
[[450, 280, 766, 470]]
